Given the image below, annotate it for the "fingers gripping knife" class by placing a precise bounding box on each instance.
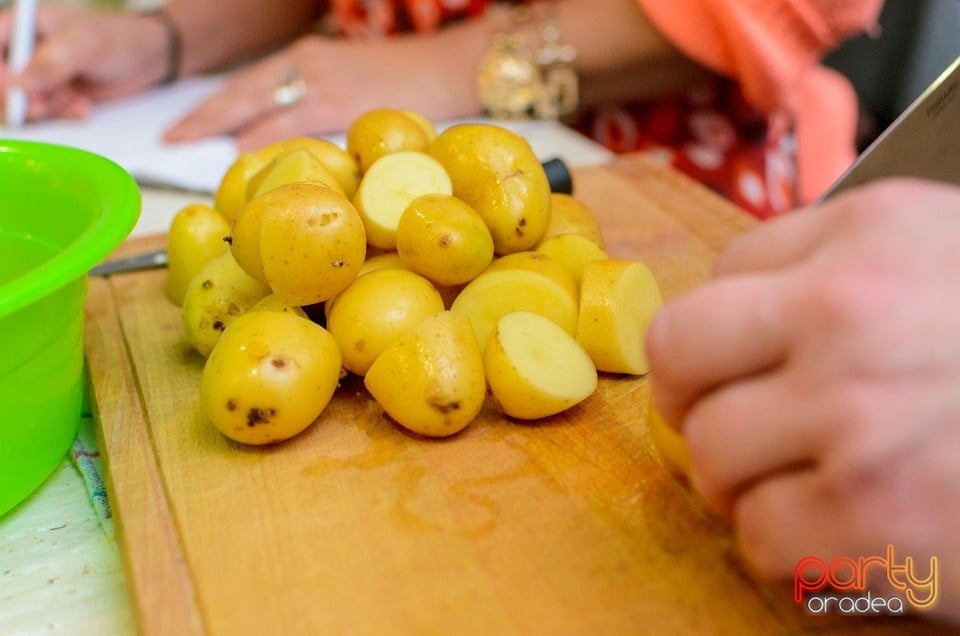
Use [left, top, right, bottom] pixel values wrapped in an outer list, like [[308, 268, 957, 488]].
[[818, 54, 960, 201]]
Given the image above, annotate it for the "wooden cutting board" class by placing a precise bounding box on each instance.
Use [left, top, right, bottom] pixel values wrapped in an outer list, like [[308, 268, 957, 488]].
[[83, 155, 941, 635]]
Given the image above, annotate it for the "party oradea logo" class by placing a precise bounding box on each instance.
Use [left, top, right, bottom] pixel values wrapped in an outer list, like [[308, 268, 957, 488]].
[[794, 545, 938, 616]]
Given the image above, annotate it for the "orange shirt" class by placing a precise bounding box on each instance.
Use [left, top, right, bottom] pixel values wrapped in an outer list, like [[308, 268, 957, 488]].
[[636, 0, 883, 203], [327, 0, 883, 211]]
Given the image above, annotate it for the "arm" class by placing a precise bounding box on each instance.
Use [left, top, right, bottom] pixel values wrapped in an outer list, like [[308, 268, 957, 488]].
[[0, 1, 322, 122], [162, 0, 324, 76], [165, 0, 707, 148]]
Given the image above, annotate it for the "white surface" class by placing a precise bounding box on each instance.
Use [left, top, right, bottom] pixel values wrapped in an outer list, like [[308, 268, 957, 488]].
[[4, 0, 37, 128], [0, 461, 135, 635], [1, 76, 237, 192]]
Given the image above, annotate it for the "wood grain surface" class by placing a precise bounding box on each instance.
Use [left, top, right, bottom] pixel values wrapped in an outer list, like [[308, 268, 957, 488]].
[[84, 154, 951, 635]]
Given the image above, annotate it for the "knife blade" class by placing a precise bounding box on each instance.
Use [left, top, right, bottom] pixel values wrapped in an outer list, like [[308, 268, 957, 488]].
[[818, 54, 960, 202], [89, 248, 168, 277]]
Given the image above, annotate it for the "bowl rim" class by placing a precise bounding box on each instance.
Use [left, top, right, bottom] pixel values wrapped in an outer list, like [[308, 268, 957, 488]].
[[0, 139, 141, 320]]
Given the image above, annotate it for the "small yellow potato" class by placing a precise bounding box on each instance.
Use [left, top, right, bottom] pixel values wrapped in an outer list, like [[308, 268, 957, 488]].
[[258, 182, 367, 306], [358, 251, 410, 274], [165, 202, 231, 306], [365, 310, 485, 437], [248, 294, 309, 319], [483, 251, 578, 302], [450, 266, 578, 351], [399, 109, 438, 142], [327, 268, 445, 376], [181, 250, 271, 357], [252, 137, 360, 198], [484, 311, 597, 420], [214, 152, 266, 223], [396, 193, 494, 286], [538, 193, 606, 248], [576, 259, 664, 375], [534, 234, 608, 288], [346, 108, 431, 173], [200, 310, 342, 445], [322, 251, 411, 321], [228, 198, 268, 284], [246, 148, 345, 200], [429, 123, 551, 255], [647, 405, 691, 478], [321, 252, 459, 320], [352, 151, 453, 250]]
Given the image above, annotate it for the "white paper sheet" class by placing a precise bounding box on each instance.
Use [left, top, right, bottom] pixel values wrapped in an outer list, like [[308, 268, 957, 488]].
[[0, 74, 612, 195], [1, 76, 237, 193]]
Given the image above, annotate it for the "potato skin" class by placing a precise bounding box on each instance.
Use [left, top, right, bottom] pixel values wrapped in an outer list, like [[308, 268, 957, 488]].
[[257, 182, 367, 306], [165, 203, 231, 306], [200, 310, 342, 445], [537, 193, 605, 249], [429, 123, 551, 255], [181, 250, 271, 357], [214, 152, 266, 223], [396, 193, 494, 287], [364, 311, 485, 437], [576, 259, 664, 375], [346, 108, 430, 173], [326, 268, 444, 376]]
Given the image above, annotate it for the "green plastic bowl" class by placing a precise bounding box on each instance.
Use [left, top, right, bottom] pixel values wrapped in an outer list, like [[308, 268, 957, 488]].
[[0, 140, 140, 517]]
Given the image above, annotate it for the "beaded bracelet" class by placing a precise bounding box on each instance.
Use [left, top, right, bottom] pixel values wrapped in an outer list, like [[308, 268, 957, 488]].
[[144, 8, 182, 86]]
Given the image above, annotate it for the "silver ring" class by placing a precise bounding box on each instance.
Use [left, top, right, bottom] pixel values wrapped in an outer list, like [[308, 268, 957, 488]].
[[272, 69, 307, 108]]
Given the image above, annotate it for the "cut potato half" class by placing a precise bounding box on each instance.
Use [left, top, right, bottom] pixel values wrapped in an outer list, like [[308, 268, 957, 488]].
[[246, 148, 346, 200], [253, 137, 360, 198], [451, 268, 578, 351], [352, 151, 453, 250], [576, 259, 663, 375], [485, 311, 597, 420]]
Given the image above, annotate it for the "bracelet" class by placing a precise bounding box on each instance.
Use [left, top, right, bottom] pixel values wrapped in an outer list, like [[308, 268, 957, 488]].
[[475, 2, 578, 121], [144, 8, 182, 86]]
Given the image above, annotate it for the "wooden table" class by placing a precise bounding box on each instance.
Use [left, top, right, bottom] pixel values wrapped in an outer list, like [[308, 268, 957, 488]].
[[79, 154, 952, 635]]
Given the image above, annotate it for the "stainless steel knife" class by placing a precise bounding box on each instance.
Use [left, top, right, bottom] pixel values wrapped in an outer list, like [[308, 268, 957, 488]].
[[89, 248, 168, 277], [819, 54, 960, 201]]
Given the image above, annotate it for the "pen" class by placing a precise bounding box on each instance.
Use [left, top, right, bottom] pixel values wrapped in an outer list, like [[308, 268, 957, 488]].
[[5, 0, 37, 128]]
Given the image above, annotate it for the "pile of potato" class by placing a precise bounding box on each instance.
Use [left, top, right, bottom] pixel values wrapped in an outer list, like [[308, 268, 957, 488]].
[[165, 108, 664, 446]]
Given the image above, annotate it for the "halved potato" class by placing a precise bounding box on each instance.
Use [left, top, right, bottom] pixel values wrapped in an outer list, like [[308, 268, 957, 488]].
[[485, 311, 597, 419], [450, 267, 578, 351], [352, 151, 452, 250], [576, 260, 663, 375]]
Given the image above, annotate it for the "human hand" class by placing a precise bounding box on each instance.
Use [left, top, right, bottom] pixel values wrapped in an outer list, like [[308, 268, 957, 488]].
[[645, 178, 960, 622], [163, 32, 478, 150], [0, 4, 169, 122]]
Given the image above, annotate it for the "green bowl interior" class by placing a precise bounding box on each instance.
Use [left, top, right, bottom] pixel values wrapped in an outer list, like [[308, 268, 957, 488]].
[[0, 140, 141, 319], [0, 140, 140, 516]]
